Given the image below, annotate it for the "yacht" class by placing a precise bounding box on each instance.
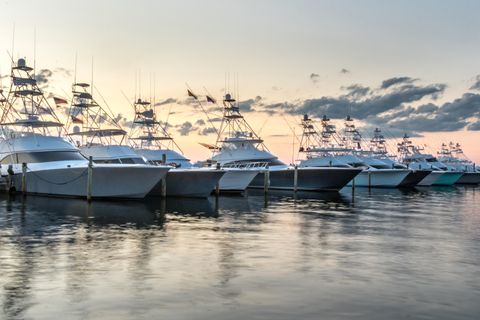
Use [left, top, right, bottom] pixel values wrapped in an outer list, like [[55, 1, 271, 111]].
[[298, 115, 409, 188], [437, 142, 480, 185], [0, 58, 169, 199], [128, 97, 225, 197], [398, 134, 463, 186], [366, 128, 431, 187], [209, 95, 361, 191]]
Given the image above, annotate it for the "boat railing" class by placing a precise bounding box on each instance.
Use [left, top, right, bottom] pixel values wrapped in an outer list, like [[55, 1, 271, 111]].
[[222, 161, 270, 169]]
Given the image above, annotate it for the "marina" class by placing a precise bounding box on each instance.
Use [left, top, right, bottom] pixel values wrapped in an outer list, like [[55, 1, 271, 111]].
[[1, 1, 480, 318]]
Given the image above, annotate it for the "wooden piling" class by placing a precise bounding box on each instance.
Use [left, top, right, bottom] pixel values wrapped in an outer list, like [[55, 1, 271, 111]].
[[21, 163, 27, 196], [293, 165, 298, 193], [87, 156, 93, 201], [264, 166, 270, 194], [7, 164, 14, 193], [160, 154, 167, 198], [368, 171, 372, 189], [215, 162, 221, 196]]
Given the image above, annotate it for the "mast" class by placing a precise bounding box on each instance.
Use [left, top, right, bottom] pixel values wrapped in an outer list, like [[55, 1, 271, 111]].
[[67, 81, 126, 146], [2, 57, 64, 136], [214, 92, 267, 151], [129, 96, 181, 151]]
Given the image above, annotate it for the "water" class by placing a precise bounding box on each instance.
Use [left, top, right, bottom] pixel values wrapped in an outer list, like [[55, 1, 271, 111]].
[[1, 186, 479, 320]]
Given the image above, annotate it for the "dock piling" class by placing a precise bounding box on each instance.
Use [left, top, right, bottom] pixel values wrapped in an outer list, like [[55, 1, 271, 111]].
[[215, 163, 220, 196], [21, 163, 27, 196], [87, 156, 93, 201], [264, 166, 270, 194], [160, 154, 167, 198], [293, 165, 298, 193]]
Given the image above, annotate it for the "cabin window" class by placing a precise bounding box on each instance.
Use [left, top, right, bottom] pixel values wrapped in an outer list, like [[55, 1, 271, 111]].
[[119, 157, 145, 164], [94, 159, 121, 164], [0, 151, 86, 164]]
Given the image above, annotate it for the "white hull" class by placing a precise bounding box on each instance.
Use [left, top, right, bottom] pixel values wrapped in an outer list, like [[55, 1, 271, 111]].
[[347, 169, 410, 188], [6, 163, 169, 199], [149, 168, 224, 198], [218, 169, 259, 192]]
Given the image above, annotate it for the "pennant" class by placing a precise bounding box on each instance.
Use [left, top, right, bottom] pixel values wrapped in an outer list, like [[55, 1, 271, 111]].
[[37, 106, 52, 115], [206, 95, 216, 104], [187, 89, 198, 100], [71, 116, 83, 124], [54, 96, 68, 106]]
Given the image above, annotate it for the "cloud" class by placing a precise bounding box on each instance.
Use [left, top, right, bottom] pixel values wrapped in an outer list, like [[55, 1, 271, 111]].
[[292, 82, 446, 120], [470, 75, 480, 91], [340, 68, 350, 74], [380, 76, 416, 89], [467, 121, 480, 131], [199, 127, 217, 135], [155, 98, 177, 106], [35, 69, 53, 87], [256, 75, 480, 135], [177, 121, 195, 136], [195, 119, 205, 126], [237, 96, 262, 112], [342, 84, 370, 99], [310, 73, 320, 84]]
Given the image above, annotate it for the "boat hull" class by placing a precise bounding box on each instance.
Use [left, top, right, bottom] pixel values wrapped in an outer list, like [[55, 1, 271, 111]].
[[398, 170, 432, 188], [8, 165, 169, 199], [346, 169, 410, 188], [249, 167, 362, 191], [218, 169, 259, 192], [432, 172, 463, 186], [149, 169, 224, 198], [455, 172, 480, 185]]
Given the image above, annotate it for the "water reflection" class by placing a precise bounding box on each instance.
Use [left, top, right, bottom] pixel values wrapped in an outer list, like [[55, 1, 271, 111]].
[[1, 186, 479, 320]]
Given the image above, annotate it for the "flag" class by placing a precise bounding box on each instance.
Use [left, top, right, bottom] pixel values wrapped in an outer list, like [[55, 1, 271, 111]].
[[206, 95, 216, 103], [54, 96, 68, 106], [187, 89, 198, 100], [71, 116, 83, 124], [37, 106, 52, 115]]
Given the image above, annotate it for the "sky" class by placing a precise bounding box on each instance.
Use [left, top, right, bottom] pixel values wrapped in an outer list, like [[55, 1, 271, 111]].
[[1, 0, 480, 163]]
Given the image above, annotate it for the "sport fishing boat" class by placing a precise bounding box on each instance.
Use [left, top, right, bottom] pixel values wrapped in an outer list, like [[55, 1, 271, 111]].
[[437, 142, 480, 185], [397, 134, 463, 186], [298, 115, 408, 188], [366, 128, 431, 187], [207, 94, 361, 191], [0, 58, 169, 199], [128, 97, 225, 197]]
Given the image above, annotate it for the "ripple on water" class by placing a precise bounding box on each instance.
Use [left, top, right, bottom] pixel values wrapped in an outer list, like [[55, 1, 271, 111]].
[[0, 187, 479, 320]]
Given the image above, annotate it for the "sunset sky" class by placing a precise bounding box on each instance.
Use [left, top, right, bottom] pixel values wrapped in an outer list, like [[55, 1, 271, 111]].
[[1, 0, 480, 163]]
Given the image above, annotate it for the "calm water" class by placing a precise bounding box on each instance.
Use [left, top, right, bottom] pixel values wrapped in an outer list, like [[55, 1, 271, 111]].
[[1, 186, 479, 320]]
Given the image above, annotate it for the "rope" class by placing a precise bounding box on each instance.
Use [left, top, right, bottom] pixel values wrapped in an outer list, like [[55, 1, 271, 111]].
[[23, 166, 89, 185]]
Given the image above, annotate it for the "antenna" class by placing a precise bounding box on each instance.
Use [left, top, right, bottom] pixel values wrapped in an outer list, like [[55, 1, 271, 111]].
[[33, 26, 37, 77], [90, 56, 94, 95], [11, 24, 15, 68], [74, 52, 78, 84]]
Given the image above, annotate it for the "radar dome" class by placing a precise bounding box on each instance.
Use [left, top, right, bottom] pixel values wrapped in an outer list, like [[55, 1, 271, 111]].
[[17, 58, 26, 68]]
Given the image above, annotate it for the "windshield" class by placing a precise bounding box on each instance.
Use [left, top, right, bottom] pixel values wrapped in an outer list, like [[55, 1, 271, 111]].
[[1, 151, 86, 164]]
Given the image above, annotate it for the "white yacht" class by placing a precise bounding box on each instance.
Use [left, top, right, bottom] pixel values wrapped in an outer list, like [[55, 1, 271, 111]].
[[437, 142, 480, 185], [0, 58, 169, 199], [365, 128, 431, 187], [128, 97, 225, 197], [209, 95, 361, 191], [398, 134, 463, 186], [298, 115, 409, 188]]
